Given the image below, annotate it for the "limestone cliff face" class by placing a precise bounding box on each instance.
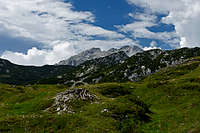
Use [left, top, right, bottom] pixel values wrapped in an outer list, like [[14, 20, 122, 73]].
[[56, 45, 143, 66]]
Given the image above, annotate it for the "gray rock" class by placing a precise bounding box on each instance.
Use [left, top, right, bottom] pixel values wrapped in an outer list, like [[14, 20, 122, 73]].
[[47, 88, 98, 115], [56, 45, 143, 66], [119, 45, 143, 57]]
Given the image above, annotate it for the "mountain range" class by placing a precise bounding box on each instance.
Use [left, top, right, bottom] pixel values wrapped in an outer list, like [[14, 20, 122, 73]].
[[0, 46, 200, 85], [1, 46, 200, 132], [56, 45, 143, 66]]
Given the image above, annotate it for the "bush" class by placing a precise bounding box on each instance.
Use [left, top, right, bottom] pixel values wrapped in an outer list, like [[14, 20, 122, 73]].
[[99, 84, 132, 98], [102, 95, 151, 133], [176, 82, 200, 91]]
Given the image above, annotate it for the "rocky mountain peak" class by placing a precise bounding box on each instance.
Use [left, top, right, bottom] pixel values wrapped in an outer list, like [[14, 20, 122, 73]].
[[57, 45, 143, 66], [81, 48, 102, 56], [119, 45, 143, 57], [107, 48, 118, 53]]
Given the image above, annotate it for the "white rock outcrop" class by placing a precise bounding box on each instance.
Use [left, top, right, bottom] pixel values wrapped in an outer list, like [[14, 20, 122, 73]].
[[47, 88, 98, 115]]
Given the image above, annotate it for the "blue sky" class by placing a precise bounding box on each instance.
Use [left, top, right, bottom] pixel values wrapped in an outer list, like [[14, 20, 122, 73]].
[[66, 0, 177, 49], [67, 0, 136, 29], [0, 35, 42, 55], [0, 0, 199, 65]]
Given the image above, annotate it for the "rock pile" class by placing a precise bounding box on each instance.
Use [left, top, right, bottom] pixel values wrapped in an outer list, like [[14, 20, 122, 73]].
[[48, 88, 97, 115]]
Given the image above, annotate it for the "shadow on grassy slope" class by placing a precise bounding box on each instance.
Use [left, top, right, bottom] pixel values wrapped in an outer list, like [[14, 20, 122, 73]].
[[0, 57, 200, 132]]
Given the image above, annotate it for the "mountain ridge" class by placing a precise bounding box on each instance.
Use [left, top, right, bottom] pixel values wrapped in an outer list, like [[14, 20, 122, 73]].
[[0, 47, 200, 85], [0, 58, 75, 85], [57, 47, 200, 85], [56, 45, 143, 66]]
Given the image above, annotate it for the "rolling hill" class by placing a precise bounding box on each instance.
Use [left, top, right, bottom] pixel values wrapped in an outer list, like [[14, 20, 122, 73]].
[[0, 54, 200, 132]]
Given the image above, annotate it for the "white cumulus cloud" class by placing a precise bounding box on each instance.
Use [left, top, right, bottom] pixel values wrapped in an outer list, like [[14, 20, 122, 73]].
[[127, 0, 200, 48], [116, 12, 180, 48], [0, 0, 137, 66], [1, 42, 75, 66]]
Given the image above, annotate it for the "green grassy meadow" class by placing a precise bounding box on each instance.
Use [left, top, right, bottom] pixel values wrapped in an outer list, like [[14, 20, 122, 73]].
[[0, 57, 200, 133]]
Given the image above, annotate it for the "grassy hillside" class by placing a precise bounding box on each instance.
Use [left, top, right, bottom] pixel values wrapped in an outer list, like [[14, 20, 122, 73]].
[[0, 58, 75, 85], [0, 57, 200, 132], [134, 57, 200, 132], [0, 84, 150, 133]]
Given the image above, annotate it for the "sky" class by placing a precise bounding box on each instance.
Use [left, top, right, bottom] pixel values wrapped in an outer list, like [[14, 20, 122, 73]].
[[0, 0, 200, 66]]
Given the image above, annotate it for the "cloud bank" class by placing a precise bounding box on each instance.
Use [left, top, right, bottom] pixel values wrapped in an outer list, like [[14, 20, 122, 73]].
[[116, 12, 180, 48], [127, 0, 200, 48], [0, 0, 136, 66], [1, 0, 200, 66]]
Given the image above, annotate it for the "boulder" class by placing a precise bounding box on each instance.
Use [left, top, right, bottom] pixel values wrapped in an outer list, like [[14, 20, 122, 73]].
[[47, 88, 97, 114]]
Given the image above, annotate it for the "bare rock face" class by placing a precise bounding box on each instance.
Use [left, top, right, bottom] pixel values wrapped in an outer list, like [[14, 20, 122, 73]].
[[57, 48, 108, 66], [48, 88, 97, 114], [56, 45, 143, 66], [119, 45, 143, 57]]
